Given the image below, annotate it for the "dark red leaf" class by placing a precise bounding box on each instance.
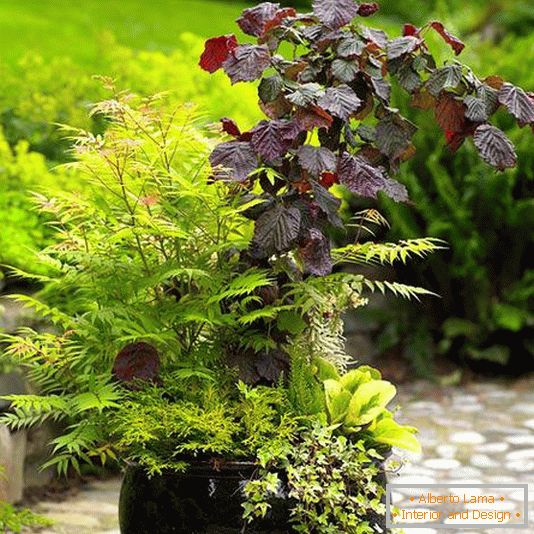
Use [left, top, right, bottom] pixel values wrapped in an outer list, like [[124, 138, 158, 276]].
[[435, 93, 465, 132], [473, 124, 517, 171], [199, 35, 238, 73], [113, 342, 160, 384], [210, 141, 257, 182], [297, 145, 337, 177], [251, 119, 298, 161], [337, 152, 409, 202], [403, 24, 420, 37], [260, 96, 293, 119], [320, 171, 339, 188], [317, 84, 362, 120], [430, 21, 465, 56], [312, 0, 359, 29], [295, 105, 334, 131], [358, 3, 379, 17], [252, 204, 301, 256], [223, 44, 271, 83], [298, 228, 332, 276], [221, 118, 241, 138], [498, 83, 534, 127]]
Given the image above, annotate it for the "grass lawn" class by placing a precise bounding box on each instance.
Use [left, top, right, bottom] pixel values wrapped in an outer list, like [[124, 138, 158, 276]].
[[0, 0, 249, 66]]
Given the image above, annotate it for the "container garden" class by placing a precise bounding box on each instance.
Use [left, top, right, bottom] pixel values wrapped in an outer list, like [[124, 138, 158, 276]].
[[2, 1, 532, 533]]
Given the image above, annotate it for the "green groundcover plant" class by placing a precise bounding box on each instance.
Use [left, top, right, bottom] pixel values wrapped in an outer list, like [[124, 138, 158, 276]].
[[2, 1, 533, 532]]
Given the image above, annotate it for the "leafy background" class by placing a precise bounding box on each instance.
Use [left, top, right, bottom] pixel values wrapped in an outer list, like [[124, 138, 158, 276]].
[[0, 0, 533, 378]]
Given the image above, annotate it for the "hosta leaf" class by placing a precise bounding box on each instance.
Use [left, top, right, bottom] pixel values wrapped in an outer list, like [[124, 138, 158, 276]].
[[287, 83, 324, 106], [387, 36, 420, 60], [238, 3, 280, 36], [199, 35, 238, 73], [259, 75, 284, 103], [331, 58, 359, 83], [298, 228, 333, 276], [337, 36, 365, 57], [473, 124, 517, 170], [430, 21, 465, 56], [312, 182, 342, 227], [435, 93, 465, 132], [251, 120, 298, 160], [113, 342, 160, 384], [426, 65, 463, 96], [338, 152, 409, 202], [210, 141, 257, 181], [297, 145, 337, 176], [223, 44, 271, 83], [498, 83, 534, 127], [312, 0, 359, 29], [252, 204, 301, 256], [295, 105, 333, 131], [463, 95, 488, 122], [375, 114, 416, 159], [317, 84, 362, 120]]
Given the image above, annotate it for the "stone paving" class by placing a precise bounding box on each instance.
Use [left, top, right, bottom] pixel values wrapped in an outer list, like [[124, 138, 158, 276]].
[[23, 378, 534, 533]]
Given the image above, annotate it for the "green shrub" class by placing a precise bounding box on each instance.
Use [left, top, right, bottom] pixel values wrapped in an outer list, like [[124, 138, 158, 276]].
[[374, 33, 534, 374], [0, 131, 79, 276]]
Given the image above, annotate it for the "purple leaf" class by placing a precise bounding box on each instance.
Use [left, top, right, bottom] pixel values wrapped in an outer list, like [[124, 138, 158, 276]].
[[371, 78, 391, 103], [337, 36, 365, 58], [498, 83, 534, 127], [331, 58, 360, 83], [251, 120, 298, 161], [210, 141, 257, 182], [237, 2, 280, 36], [297, 145, 337, 176], [223, 44, 271, 83], [360, 27, 388, 48], [318, 84, 362, 120], [387, 36, 420, 60], [299, 228, 333, 276], [252, 204, 302, 256], [473, 124, 517, 171], [426, 65, 463, 96], [113, 342, 160, 385], [287, 83, 324, 106], [463, 95, 488, 122], [338, 152, 409, 202], [375, 114, 416, 160], [312, 0, 359, 29], [312, 182, 342, 227], [259, 75, 284, 103]]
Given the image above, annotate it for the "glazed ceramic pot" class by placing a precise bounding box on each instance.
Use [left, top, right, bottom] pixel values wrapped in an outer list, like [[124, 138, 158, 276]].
[[118, 460, 387, 533]]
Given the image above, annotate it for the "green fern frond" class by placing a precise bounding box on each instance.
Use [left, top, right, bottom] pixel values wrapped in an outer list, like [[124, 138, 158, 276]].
[[333, 237, 446, 267], [363, 279, 439, 301]]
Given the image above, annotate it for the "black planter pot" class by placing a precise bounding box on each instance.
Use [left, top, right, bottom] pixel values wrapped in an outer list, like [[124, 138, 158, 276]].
[[119, 461, 388, 534]]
